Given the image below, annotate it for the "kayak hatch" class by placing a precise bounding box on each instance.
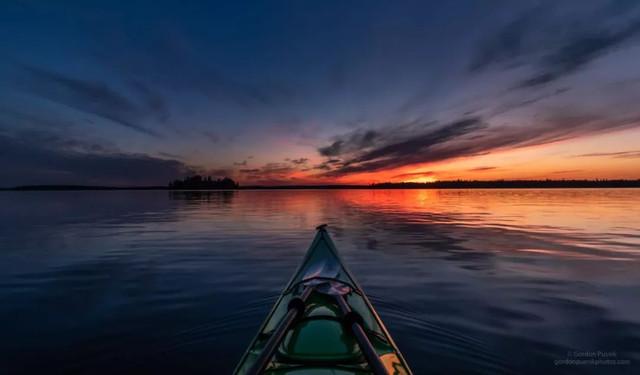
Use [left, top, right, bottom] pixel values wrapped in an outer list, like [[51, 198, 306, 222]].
[[234, 225, 412, 375]]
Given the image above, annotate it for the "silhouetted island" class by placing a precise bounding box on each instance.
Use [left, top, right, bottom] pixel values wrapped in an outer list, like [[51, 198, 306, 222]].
[[169, 175, 239, 189]]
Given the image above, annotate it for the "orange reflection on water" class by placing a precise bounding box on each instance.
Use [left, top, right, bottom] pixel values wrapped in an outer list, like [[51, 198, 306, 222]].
[[328, 189, 640, 234], [170, 189, 640, 261], [326, 189, 640, 261]]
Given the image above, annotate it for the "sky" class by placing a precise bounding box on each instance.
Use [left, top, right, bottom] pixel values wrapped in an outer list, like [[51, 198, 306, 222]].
[[1, 0, 640, 186]]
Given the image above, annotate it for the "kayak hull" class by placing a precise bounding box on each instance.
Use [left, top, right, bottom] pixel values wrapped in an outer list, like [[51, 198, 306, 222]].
[[234, 227, 412, 375]]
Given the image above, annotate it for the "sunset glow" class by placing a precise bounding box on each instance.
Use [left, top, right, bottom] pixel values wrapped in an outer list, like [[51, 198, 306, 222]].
[[1, 2, 640, 186]]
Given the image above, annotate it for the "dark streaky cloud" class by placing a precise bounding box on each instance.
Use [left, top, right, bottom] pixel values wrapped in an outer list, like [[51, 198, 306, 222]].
[[468, 166, 497, 172], [0, 130, 193, 186], [238, 163, 298, 184], [320, 118, 486, 176], [472, 3, 640, 89], [17, 64, 162, 137], [288, 158, 308, 165], [519, 18, 640, 88], [469, 9, 539, 72], [319, 130, 379, 157], [391, 171, 435, 180], [319, 112, 640, 177], [573, 150, 640, 158], [551, 169, 583, 174]]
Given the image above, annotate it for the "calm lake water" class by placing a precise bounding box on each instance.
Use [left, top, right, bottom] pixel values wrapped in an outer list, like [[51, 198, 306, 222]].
[[1, 189, 639, 374]]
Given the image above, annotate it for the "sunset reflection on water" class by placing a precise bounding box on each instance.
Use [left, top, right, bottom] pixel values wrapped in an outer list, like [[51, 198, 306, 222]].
[[1, 189, 639, 374]]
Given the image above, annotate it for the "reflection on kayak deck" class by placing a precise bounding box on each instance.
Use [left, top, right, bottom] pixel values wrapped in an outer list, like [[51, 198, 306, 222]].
[[0, 189, 638, 374]]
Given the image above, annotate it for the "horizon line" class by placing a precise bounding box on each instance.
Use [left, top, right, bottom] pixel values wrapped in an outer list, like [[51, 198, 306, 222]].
[[2, 178, 640, 191]]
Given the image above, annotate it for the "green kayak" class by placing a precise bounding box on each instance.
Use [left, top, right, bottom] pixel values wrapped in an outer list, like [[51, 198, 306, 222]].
[[234, 225, 412, 375]]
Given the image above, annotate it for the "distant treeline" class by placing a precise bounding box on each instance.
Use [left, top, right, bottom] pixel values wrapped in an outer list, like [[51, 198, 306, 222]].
[[168, 175, 239, 189], [370, 179, 640, 189], [3, 179, 640, 191]]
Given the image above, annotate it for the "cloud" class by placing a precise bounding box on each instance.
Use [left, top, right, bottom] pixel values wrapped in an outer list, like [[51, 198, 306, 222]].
[[468, 166, 497, 172], [288, 157, 308, 165], [319, 118, 486, 176], [258, 163, 295, 174], [202, 131, 220, 143], [318, 142, 343, 157], [312, 162, 332, 171], [237, 162, 297, 184], [319, 130, 379, 157], [471, 4, 640, 89], [551, 169, 583, 174], [237, 160, 320, 184], [157, 151, 182, 159], [17, 64, 162, 137], [391, 171, 435, 180], [234, 160, 248, 166], [202, 168, 234, 177], [0, 130, 194, 186], [127, 79, 170, 122], [517, 18, 640, 88], [0, 107, 78, 131], [572, 150, 640, 158], [318, 112, 640, 178], [469, 9, 540, 72], [311, 158, 344, 171], [93, 30, 296, 111]]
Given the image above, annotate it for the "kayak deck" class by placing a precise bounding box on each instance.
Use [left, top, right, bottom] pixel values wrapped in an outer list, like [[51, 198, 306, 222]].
[[234, 226, 412, 375]]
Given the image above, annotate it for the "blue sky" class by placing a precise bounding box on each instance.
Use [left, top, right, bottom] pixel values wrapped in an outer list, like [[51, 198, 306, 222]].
[[1, 0, 640, 185]]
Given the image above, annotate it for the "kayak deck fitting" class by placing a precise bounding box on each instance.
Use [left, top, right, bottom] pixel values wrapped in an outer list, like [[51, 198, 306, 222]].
[[234, 225, 412, 375]]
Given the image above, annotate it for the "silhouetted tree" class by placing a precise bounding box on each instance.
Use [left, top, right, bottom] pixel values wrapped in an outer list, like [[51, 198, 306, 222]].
[[169, 175, 239, 189]]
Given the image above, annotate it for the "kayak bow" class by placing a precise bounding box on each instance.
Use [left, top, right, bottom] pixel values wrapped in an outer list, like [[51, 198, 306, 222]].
[[234, 225, 412, 375]]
